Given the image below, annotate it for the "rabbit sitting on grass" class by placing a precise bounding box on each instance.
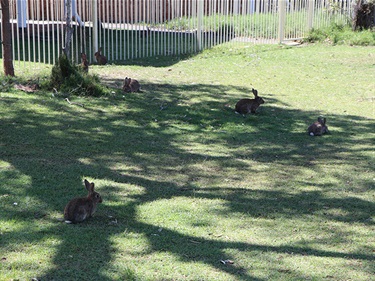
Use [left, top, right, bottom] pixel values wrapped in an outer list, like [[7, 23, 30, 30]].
[[64, 179, 102, 224], [80, 53, 89, 73], [123, 77, 141, 92], [235, 88, 265, 116], [308, 117, 329, 136], [94, 47, 107, 65]]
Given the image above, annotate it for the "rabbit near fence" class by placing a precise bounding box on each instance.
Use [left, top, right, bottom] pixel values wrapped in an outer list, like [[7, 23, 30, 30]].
[[94, 47, 107, 65], [80, 53, 89, 72]]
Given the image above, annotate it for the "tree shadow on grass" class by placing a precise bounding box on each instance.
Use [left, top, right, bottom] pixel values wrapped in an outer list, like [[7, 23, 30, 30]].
[[0, 81, 374, 280]]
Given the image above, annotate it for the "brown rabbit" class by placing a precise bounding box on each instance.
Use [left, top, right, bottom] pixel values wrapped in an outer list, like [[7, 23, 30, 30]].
[[81, 53, 89, 73], [308, 117, 329, 136], [64, 179, 102, 224], [123, 77, 141, 92], [235, 88, 265, 115], [94, 47, 107, 65]]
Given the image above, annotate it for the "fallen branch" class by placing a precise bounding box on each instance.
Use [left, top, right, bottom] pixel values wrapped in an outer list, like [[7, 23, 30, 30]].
[[65, 98, 84, 107], [69, 84, 83, 95]]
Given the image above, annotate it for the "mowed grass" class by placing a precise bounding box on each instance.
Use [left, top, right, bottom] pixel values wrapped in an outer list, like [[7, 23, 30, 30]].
[[0, 43, 374, 281]]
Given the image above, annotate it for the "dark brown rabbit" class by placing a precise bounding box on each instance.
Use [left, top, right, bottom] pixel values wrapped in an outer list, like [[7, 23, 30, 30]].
[[308, 117, 329, 136], [81, 53, 89, 73], [64, 179, 102, 224], [235, 88, 265, 115], [123, 77, 141, 92], [94, 47, 107, 65]]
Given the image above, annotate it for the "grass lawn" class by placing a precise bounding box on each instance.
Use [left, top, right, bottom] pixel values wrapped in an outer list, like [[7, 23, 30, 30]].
[[0, 43, 374, 281]]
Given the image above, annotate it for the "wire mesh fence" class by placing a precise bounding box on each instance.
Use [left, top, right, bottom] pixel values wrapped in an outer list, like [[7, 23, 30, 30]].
[[1, 0, 354, 66]]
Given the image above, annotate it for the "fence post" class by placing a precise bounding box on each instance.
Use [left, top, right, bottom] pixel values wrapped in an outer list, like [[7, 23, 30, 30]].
[[197, 0, 204, 51], [307, 0, 315, 30], [92, 0, 98, 59], [278, 0, 286, 43]]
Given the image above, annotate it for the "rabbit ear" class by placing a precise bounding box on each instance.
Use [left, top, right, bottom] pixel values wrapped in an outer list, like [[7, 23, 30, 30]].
[[84, 179, 94, 193], [323, 118, 326, 125], [252, 88, 258, 97]]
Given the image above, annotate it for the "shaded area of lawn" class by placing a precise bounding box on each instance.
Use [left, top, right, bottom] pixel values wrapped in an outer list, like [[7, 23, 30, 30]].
[[1, 77, 374, 280]]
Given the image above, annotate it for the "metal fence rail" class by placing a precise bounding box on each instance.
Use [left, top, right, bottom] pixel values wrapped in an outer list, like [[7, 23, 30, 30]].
[[1, 0, 353, 66]]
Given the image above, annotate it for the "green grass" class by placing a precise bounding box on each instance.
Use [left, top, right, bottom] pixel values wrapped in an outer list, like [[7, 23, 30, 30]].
[[1, 43, 374, 281]]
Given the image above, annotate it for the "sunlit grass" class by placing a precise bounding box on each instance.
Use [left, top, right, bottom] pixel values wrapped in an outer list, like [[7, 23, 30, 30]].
[[1, 43, 374, 281]]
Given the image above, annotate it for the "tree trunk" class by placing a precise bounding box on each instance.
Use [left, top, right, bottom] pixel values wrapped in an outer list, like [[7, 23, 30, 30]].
[[64, 0, 73, 58], [1, 0, 15, 76]]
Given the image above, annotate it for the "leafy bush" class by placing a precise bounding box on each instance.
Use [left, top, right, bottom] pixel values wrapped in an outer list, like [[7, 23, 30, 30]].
[[50, 53, 111, 97]]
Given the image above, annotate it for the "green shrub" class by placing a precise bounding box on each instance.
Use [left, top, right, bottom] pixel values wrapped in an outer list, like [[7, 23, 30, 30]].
[[305, 23, 375, 45], [50, 53, 111, 97]]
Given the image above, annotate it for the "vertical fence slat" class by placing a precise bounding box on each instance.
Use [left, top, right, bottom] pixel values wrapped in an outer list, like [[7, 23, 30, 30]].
[[28, 0, 32, 64], [197, 0, 203, 51]]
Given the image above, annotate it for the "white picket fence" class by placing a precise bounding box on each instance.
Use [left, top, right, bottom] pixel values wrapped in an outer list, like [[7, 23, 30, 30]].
[[2, 0, 354, 66]]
